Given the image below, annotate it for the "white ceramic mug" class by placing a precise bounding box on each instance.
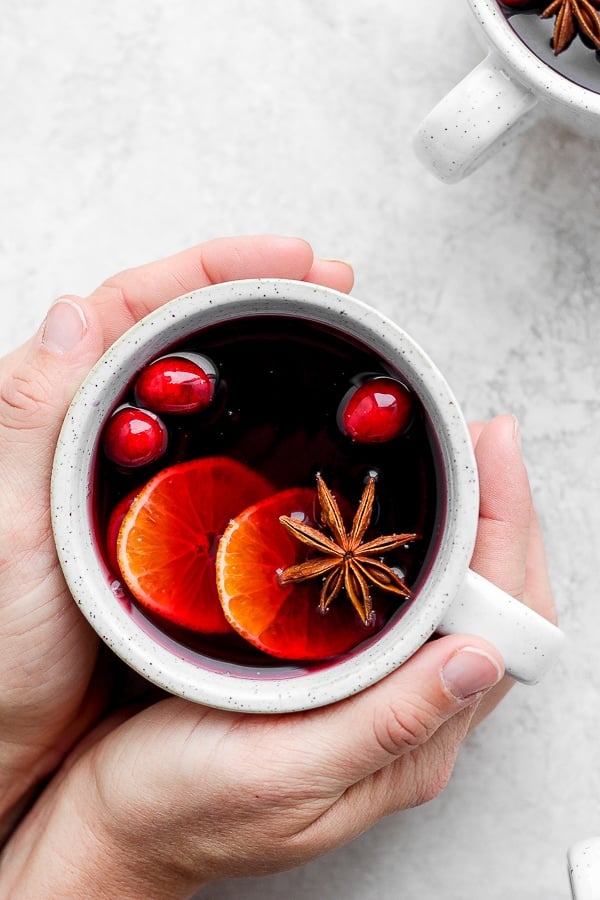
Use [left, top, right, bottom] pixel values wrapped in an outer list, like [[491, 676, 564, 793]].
[[568, 838, 600, 900], [51, 279, 564, 713], [414, 0, 600, 183]]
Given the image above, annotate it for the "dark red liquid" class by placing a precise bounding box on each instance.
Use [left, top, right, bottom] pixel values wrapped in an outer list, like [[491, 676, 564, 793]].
[[499, 2, 600, 93], [93, 315, 444, 674]]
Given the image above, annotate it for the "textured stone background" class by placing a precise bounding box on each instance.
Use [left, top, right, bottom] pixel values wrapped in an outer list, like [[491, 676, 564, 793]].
[[1, 2, 599, 897]]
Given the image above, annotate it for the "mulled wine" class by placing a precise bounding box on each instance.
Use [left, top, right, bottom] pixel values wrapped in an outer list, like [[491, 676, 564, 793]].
[[93, 315, 442, 673], [499, 2, 600, 92]]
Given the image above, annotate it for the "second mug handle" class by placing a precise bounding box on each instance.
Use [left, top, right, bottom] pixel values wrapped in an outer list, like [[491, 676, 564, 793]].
[[437, 568, 565, 684], [413, 52, 539, 184], [568, 838, 600, 900]]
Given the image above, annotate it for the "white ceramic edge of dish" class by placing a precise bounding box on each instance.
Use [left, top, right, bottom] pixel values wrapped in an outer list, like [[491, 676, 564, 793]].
[[469, 0, 600, 115], [51, 278, 479, 713], [568, 837, 600, 900]]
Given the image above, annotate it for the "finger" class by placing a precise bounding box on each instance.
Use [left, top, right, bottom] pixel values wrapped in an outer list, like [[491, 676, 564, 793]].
[[470, 499, 557, 727], [470, 412, 555, 673], [525, 507, 557, 624], [468, 419, 485, 447], [87, 235, 353, 346], [302, 706, 477, 853], [0, 237, 353, 378], [467, 416, 557, 728], [469, 414, 531, 602], [304, 257, 354, 293], [290, 634, 503, 792]]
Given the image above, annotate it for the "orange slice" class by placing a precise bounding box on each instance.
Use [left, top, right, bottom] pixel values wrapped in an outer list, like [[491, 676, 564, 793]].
[[106, 488, 140, 575], [117, 457, 271, 633], [216, 487, 374, 660]]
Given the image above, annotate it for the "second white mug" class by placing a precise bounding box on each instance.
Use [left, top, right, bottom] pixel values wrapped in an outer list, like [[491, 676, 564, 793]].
[[414, 0, 600, 183]]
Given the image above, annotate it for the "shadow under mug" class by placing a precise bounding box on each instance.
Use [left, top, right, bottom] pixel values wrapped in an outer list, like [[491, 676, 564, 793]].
[[414, 0, 600, 183], [51, 279, 565, 713]]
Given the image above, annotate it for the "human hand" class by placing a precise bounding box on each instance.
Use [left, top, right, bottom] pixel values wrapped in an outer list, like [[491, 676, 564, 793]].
[[0, 235, 354, 836], [0, 416, 556, 898]]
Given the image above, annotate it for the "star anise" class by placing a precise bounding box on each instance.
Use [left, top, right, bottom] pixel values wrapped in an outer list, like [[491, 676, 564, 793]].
[[540, 0, 600, 55], [277, 474, 418, 626]]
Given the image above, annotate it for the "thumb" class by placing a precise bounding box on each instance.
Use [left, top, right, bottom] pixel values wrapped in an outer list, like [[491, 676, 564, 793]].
[[0, 297, 100, 431], [292, 634, 504, 791], [0, 297, 103, 516]]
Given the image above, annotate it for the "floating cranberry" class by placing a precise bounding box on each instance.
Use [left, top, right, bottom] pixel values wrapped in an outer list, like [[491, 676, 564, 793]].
[[103, 406, 168, 468], [134, 353, 218, 415], [338, 377, 414, 444]]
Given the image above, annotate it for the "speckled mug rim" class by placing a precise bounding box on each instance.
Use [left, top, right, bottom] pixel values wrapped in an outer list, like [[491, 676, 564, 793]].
[[470, 0, 600, 114], [51, 279, 479, 713]]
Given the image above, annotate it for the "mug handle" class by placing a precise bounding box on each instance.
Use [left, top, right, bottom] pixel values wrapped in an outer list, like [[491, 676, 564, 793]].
[[568, 838, 600, 900], [413, 52, 539, 184], [437, 568, 565, 685]]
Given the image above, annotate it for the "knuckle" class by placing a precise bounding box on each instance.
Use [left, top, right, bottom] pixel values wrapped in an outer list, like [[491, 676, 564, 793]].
[[99, 277, 127, 304], [98, 276, 145, 324], [405, 714, 471, 807], [99, 278, 135, 317], [373, 748, 457, 817], [373, 696, 442, 756], [411, 752, 457, 806], [0, 364, 56, 431]]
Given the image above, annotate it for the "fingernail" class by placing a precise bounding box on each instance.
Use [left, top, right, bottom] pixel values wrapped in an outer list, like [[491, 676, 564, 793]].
[[512, 415, 521, 448], [42, 299, 87, 354], [441, 647, 503, 700], [318, 257, 354, 273]]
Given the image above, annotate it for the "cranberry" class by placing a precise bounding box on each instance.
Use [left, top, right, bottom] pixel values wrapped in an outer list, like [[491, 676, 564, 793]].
[[500, 0, 533, 7], [338, 377, 414, 444], [134, 353, 218, 415], [103, 405, 168, 467]]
